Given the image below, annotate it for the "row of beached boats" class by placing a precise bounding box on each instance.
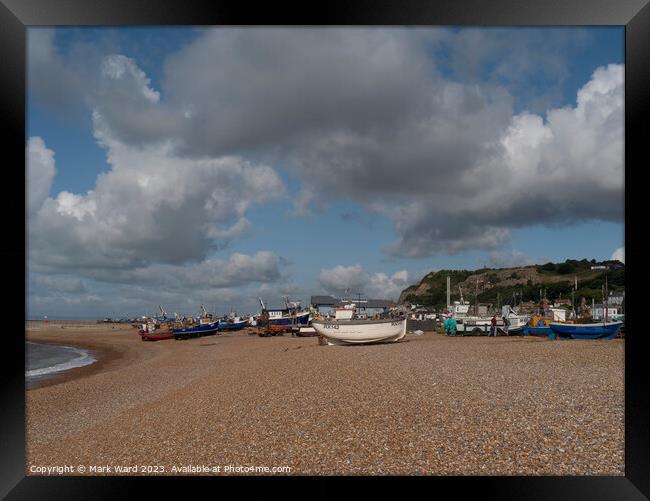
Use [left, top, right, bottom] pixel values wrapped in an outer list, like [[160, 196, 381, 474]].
[[519, 316, 624, 340], [138, 306, 245, 340], [441, 295, 623, 340], [138, 299, 313, 341], [137, 298, 408, 345], [138, 288, 623, 344]]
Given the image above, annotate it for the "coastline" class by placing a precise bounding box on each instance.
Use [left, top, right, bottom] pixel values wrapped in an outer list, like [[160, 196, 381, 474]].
[[26, 324, 142, 389], [26, 339, 121, 390]]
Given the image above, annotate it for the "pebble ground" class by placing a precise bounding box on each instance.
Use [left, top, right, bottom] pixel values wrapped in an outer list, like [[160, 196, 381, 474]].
[[26, 327, 624, 475]]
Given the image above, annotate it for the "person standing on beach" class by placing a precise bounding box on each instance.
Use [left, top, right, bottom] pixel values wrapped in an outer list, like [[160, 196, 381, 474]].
[[490, 315, 497, 337], [443, 315, 456, 336], [449, 316, 456, 336]]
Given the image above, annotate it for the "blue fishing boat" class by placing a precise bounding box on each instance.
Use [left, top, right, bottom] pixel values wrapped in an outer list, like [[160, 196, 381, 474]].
[[217, 317, 249, 330], [173, 321, 219, 339], [522, 324, 552, 336], [268, 311, 310, 326], [258, 297, 311, 328], [521, 316, 552, 336], [173, 305, 220, 339], [549, 321, 623, 340]]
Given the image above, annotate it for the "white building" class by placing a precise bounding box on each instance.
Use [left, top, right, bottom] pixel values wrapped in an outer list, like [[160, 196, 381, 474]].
[[549, 307, 568, 322], [592, 304, 620, 320]]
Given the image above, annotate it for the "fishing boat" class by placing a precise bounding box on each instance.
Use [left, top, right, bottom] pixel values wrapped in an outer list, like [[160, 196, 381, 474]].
[[312, 302, 407, 345], [549, 321, 623, 340], [173, 305, 220, 340], [547, 274, 623, 339], [312, 315, 407, 345], [139, 306, 176, 340], [522, 319, 552, 337], [502, 306, 530, 335], [141, 330, 174, 341], [258, 297, 311, 328], [139, 320, 174, 341], [217, 314, 249, 331]]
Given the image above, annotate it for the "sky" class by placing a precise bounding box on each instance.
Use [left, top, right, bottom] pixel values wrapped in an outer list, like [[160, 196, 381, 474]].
[[26, 27, 624, 319]]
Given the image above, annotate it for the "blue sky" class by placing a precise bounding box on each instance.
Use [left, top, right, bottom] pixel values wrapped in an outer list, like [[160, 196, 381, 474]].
[[26, 27, 624, 318]]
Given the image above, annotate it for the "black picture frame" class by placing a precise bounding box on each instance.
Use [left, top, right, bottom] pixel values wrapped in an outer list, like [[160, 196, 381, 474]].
[[2, 0, 648, 498]]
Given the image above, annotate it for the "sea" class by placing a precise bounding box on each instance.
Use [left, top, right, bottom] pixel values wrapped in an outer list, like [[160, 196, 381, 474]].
[[26, 342, 96, 387]]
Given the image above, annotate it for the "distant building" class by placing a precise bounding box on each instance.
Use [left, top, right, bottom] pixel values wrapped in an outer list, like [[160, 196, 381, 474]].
[[608, 292, 625, 306], [590, 261, 624, 271], [592, 304, 620, 320], [549, 307, 568, 322]]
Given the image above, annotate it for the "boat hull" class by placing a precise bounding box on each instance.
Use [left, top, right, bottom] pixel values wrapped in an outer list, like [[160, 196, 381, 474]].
[[172, 321, 220, 339], [140, 332, 174, 341], [312, 318, 407, 345], [549, 321, 623, 340], [522, 325, 552, 336], [268, 311, 310, 327], [217, 320, 249, 330]]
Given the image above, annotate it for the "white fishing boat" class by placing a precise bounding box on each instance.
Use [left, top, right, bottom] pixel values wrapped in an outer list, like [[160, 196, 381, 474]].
[[502, 305, 530, 335], [312, 304, 407, 345]]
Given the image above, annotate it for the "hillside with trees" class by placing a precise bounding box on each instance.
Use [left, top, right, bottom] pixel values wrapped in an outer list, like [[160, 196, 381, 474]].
[[398, 259, 624, 311]]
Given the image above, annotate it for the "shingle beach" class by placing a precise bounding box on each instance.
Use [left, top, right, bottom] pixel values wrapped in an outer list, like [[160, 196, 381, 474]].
[[26, 324, 624, 475]]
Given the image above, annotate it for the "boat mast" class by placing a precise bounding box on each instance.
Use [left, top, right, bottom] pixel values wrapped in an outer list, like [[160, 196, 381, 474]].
[[603, 273, 608, 323], [592, 297, 595, 319], [446, 276, 450, 311]]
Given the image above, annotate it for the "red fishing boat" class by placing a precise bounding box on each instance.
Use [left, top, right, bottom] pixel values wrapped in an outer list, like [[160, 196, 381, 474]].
[[140, 331, 174, 341], [139, 318, 174, 341]]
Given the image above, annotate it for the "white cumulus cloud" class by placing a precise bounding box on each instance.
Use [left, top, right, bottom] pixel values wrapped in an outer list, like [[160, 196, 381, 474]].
[[26, 137, 57, 216], [27, 55, 286, 272], [319, 264, 409, 300], [611, 247, 624, 264]]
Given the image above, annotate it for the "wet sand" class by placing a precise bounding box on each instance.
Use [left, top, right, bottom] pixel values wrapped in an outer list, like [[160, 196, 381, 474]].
[[25, 324, 624, 475]]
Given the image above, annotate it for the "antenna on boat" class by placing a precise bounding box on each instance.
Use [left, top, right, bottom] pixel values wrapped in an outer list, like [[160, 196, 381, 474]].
[[446, 276, 451, 309], [571, 289, 575, 320], [603, 273, 609, 323]]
